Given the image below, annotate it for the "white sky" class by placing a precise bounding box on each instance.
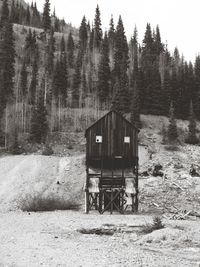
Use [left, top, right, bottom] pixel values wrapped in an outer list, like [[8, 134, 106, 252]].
[[27, 0, 200, 62]]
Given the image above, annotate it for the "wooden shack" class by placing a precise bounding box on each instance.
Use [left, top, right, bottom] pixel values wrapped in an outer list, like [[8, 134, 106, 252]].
[[85, 110, 139, 214]]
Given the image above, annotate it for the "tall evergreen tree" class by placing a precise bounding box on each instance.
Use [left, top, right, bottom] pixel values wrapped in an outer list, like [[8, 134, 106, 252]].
[[30, 92, 48, 144], [108, 15, 115, 73], [161, 68, 171, 115], [67, 31, 75, 68], [29, 50, 38, 105], [46, 28, 55, 75], [194, 55, 200, 119], [0, 11, 15, 106], [112, 16, 130, 113], [185, 101, 198, 144], [72, 50, 82, 108], [79, 16, 88, 52], [59, 36, 68, 105], [167, 102, 178, 143], [25, 5, 31, 25], [97, 32, 111, 107], [108, 15, 115, 49], [20, 61, 28, 102], [93, 5, 102, 49], [31, 2, 41, 28], [0, 0, 9, 27], [141, 23, 162, 115], [42, 0, 51, 32]]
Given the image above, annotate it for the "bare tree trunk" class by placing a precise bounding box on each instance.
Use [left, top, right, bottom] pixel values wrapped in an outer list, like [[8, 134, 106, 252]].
[[4, 105, 8, 150], [44, 73, 47, 107]]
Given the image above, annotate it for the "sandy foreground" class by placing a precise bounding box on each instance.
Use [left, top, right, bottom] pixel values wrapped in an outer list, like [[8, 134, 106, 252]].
[[0, 152, 200, 266], [0, 211, 200, 267]]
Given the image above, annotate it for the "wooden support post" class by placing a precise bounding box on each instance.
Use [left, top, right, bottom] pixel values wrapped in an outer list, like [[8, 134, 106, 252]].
[[85, 190, 89, 214], [111, 189, 113, 214], [135, 157, 139, 212]]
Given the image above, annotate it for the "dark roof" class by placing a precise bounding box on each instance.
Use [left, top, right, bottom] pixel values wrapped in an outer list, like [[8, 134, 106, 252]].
[[85, 110, 139, 136]]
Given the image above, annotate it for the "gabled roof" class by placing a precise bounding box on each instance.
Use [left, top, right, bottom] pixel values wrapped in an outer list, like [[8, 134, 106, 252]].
[[85, 110, 139, 136]]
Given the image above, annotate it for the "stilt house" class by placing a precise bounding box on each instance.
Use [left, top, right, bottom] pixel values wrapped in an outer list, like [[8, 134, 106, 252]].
[[85, 110, 139, 214]]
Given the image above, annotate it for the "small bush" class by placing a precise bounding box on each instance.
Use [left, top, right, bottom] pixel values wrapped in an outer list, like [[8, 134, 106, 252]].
[[19, 195, 80, 212], [67, 144, 73, 150], [141, 216, 165, 234], [42, 144, 54, 155]]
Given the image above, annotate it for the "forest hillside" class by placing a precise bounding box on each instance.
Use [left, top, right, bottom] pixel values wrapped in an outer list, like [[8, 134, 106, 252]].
[[0, 0, 200, 151]]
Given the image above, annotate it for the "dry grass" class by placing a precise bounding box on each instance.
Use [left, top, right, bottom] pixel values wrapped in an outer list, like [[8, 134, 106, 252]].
[[141, 216, 165, 234], [78, 228, 115, 236], [19, 195, 80, 212]]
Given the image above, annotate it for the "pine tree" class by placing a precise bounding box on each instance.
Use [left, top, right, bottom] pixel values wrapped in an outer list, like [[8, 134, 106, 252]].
[[108, 15, 115, 76], [46, 28, 55, 75], [25, 5, 31, 25], [162, 68, 171, 115], [112, 16, 130, 113], [185, 101, 198, 144], [93, 5, 102, 49], [52, 60, 62, 101], [10, 0, 15, 23], [89, 25, 94, 51], [72, 50, 82, 108], [132, 26, 138, 75], [97, 32, 110, 107], [170, 66, 179, 115], [108, 15, 115, 49], [29, 50, 38, 105], [42, 0, 51, 32], [194, 56, 200, 119], [167, 102, 178, 143], [0, 13, 15, 107], [58, 36, 68, 105], [67, 31, 75, 68], [20, 61, 28, 102], [0, 0, 9, 28], [141, 23, 162, 115], [31, 2, 41, 28], [54, 17, 60, 32], [79, 16, 88, 52], [154, 25, 164, 55], [30, 92, 48, 144]]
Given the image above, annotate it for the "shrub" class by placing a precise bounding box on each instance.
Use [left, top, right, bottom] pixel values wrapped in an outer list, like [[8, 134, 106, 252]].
[[19, 195, 80, 212], [141, 216, 165, 234], [42, 144, 54, 155], [67, 144, 73, 150]]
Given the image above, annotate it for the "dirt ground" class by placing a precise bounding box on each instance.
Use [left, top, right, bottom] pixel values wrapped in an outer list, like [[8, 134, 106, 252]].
[[0, 211, 200, 267], [0, 139, 200, 266]]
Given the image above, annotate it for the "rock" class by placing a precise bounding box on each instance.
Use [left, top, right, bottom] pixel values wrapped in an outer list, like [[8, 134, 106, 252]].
[[153, 164, 164, 177], [141, 171, 149, 177], [190, 165, 200, 177]]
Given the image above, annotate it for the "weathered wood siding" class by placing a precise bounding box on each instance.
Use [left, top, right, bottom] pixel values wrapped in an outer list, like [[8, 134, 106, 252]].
[[85, 111, 138, 168]]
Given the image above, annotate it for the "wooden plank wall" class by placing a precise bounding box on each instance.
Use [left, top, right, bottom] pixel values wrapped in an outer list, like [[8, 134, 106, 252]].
[[86, 112, 138, 167]]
